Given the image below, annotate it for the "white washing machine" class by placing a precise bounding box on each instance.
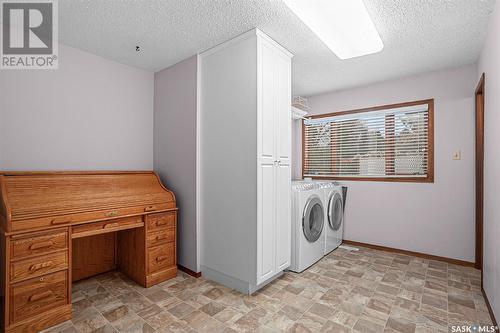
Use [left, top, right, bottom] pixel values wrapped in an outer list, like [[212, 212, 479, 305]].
[[289, 181, 326, 272], [321, 182, 346, 255]]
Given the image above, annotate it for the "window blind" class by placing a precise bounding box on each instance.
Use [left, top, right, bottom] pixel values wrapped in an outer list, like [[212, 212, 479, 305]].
[[303, 103, 431, 180]]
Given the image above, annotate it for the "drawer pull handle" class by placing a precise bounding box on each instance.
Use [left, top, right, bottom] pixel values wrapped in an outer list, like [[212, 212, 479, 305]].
[[156, 220, 168, 226], [51, 219, 69, 225], [145, 206, 157, 212], [29, 290, 53, 302], [105, 211, 119, 217], [104, 222, 120, 229], [156, 235, 167, 241], [156, 256, 169, 262], [29, 261, 53, 271], [29, 241, 53, 250]]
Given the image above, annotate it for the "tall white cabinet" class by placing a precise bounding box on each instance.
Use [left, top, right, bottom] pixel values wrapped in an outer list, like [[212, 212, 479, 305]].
[[200, 29, 292, 293]]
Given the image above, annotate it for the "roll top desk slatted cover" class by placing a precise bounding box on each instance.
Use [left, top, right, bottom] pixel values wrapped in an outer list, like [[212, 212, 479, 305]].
[[0, 172, 176, 233]]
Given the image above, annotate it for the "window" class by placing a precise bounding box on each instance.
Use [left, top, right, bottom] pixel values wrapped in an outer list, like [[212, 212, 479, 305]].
[[302, 99, 434, 182]]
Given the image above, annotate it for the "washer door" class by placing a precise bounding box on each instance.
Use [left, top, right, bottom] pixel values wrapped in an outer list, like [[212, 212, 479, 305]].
[[328, 192, 343, 231], [302, 195, 324, 243]]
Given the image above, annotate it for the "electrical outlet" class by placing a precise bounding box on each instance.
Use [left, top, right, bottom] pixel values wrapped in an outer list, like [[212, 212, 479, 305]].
[[452, 151, 461, 160]]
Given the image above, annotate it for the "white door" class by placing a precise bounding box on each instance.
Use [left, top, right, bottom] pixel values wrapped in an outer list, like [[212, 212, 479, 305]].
[[258, 163, 276, 282], [276, 54, 291, 164], [257, 38, 292, 282], [275, 53, 291, 271], [275, 160, 291, 270], [257, 40, 277, 283]]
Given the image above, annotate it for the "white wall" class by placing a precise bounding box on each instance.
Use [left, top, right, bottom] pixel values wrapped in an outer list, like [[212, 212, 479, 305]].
[[154, 56, 199, 273], [293, 65, 477, 262], [0, 44, 154, 170], [478, 0, 500, 321]]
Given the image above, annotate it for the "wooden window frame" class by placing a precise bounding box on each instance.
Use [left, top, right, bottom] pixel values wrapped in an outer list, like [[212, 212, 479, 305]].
[[302, 99, 434, 183]]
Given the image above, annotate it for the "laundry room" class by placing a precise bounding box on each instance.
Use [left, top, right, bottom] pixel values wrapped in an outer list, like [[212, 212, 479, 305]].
[[0, 1, 499, 333]]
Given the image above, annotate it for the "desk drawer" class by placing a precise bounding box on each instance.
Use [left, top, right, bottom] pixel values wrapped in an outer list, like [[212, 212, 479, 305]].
[[11, 251, 68, 283], [148, 242, 175, 274], [72, 216, 143, 238], [10, 270, 68, 323], [147, 212, 176, 232], [11, 229, 68, 259], [147, 228, 175, 248]]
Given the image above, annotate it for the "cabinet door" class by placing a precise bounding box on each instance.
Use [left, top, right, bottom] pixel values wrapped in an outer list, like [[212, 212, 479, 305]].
[[258, 41, 276, 164], [257, 36, 292, 283], [257, 162, 276, 283], [275, 161, 291, 271], [276, 54, 292, 164], [274, 49, 292, 272]]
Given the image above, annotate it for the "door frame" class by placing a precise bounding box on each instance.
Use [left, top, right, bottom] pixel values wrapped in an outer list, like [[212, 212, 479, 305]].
[[475, 73, 485, 272]]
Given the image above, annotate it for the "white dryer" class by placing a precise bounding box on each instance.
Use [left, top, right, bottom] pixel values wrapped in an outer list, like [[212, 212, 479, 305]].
[[321, 182, 345, 255], [290, 181, 326, 272]]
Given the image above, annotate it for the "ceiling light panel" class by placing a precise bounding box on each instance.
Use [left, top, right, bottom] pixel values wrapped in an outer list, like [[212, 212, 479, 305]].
[[283, 0, 384, 59]]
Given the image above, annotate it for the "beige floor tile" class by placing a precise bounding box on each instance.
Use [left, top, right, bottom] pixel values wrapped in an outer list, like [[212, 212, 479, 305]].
[[286, 322, 314, 333], [421, 293, 447, 311], [296, 312, 327, 331], [200, 301, 226, 316], [73, 307, 109, 333], [111, 313, 155, 333], [266, 312, 296, 331], [156, 319, 196, 333], [394, 297, 419, 311], [417, 305, 448, 331], [167, 302, 196, 318], [135, 304, 164, 319], [331, 311, 359, 328], [352, 317, 385, 333], [308, 302, 337, 320], [321, 320, 351, 333], [144, 310, 177, 330], [214, 307, 244, 323], [386, 316, 416, 333], [448, 292, 476, 309]]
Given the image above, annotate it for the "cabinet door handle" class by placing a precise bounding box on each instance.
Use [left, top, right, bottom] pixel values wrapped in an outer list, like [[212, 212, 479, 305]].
[[29, 290, 53, 302], [30, 261, 53, 271], [104, 222, 120, 229], [29, 241, 53, 250], [144, 206, 157, 212], [156, 255, 168, 262]]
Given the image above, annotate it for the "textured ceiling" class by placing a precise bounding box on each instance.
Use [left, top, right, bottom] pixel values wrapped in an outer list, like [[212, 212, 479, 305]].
[[55, 0, 495, 96]]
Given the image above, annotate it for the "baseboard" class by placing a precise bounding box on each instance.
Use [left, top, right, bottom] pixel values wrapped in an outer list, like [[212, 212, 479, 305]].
[[201, 265, 251, 294], [200, 265, 283, 294], [177, 264, 201, 278], [342, 240, 475, 267], [482, 288, 498, 329]]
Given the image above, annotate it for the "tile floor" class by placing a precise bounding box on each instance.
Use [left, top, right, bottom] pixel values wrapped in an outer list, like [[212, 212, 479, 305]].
[[41, 246, 495, 333]]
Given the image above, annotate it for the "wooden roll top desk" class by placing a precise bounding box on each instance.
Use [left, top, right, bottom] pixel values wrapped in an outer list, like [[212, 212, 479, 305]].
[[0, 171, 178, 333]]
